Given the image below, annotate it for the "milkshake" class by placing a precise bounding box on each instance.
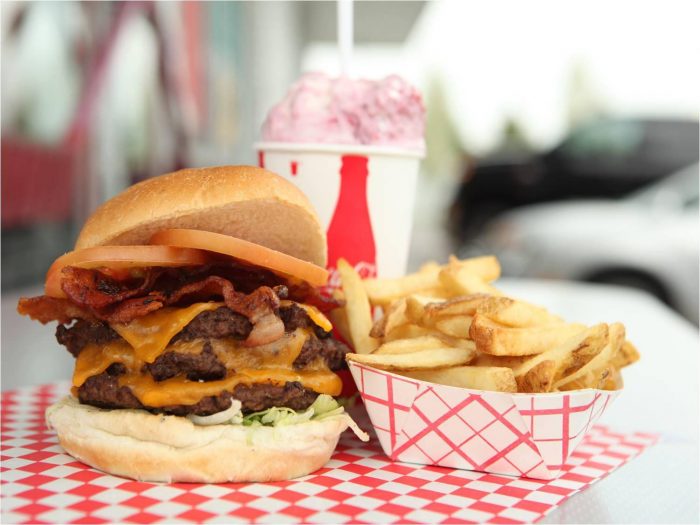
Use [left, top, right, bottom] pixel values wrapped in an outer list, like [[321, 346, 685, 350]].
[[256, 72, 425, 288]]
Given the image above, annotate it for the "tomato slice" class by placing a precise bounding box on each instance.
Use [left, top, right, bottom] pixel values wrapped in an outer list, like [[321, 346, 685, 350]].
[[149, 229, 329, 287], [44, 245, 210, 298]]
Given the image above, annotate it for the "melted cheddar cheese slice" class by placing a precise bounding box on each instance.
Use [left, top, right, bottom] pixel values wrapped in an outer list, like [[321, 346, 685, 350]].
[[72, 302, 342, 406], [124, 368, 342, 407], [110, 302, 223, 362], [73, 341, 135, 387]]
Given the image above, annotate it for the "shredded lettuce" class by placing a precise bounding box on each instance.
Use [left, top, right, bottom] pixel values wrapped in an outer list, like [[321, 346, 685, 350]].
[[309, 393, 341, 416], [242, 394, 342, 427], [187, 399, 242, 426], [188, 394, 369, 441]]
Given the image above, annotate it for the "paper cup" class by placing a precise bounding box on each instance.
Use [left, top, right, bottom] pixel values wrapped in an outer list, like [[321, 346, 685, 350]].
[[255, 142, 423, 289], [348, 361, 620, 480]]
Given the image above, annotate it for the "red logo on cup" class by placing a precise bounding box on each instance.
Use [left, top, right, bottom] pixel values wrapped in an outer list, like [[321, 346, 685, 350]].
[[326, 155, 377, 287], [258, 150, 378, 291]]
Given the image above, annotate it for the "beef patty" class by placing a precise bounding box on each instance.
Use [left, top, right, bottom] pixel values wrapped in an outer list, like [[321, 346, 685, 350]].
[[56, 304, 328, 357], [79, 363, 319, 415], [60, 304, 348, 415]]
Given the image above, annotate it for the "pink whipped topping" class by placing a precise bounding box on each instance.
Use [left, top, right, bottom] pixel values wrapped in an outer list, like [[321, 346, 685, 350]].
[[261, 72, 425, 151]]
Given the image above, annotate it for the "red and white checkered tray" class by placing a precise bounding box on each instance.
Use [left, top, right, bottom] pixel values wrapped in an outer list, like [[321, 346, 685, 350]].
[[1, 383, 657, 524]]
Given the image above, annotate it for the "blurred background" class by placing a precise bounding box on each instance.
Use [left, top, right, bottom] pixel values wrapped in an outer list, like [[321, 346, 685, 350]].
[[2, 0, 698, 387]]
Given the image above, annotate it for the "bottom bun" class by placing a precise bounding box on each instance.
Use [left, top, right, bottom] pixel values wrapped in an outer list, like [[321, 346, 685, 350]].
[[46, 396, 348, 483]]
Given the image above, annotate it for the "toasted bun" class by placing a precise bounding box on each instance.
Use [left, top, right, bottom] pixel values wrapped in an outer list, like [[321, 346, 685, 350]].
[[75, 165, 327, 267], [47, 397, 347, 483]]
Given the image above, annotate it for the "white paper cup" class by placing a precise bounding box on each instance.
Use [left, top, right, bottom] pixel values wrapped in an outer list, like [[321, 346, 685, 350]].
[[255, 142, 423, 288]]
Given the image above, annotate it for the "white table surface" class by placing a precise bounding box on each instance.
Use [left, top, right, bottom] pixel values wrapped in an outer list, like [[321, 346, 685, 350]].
[[2, 279, 699, 523], [497, 279, 699, 524]]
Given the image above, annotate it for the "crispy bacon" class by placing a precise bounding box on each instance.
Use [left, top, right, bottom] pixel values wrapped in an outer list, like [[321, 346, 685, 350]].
[[19, 264, 340, 346], [61, 266, 160, 310], [158, 275, 285, 345], [165, 275, 241, 308], [96, 296, 165, 324], [17, 296, 96, 324], [19, 268, 289, 345]]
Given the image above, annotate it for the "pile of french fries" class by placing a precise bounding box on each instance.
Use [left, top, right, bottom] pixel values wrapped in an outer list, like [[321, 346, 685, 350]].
[[334, 256, 639, 393]]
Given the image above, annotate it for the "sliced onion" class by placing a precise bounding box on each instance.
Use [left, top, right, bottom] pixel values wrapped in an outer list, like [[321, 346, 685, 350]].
[[343, 414, 370, 442], [244, 313, 285, 347], [187, 399, 242, 426]]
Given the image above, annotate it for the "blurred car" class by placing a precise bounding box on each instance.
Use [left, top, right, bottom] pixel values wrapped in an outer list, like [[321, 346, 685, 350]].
[[450, 117, 700, 241], [462, 164, 699, 322]]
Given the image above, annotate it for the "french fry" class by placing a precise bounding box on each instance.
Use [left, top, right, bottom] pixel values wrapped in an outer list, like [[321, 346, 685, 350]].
[[447, 255, 501, 282], [327, 306, 351, 346], [434, 316, 473, 339], [384, 323, 441, 341], [553, 323, 625, 390], [438, 256, 503, 297], [418, 296, 484, 340], [369, 298, 408, 338], [439, 268, 502, 296], [512, 324, 609, 392], [346, 345, 476, 371], [558, 365, 615, 391], [414, 288, 453, 301], [363, 264, 441, 305], [423, 294, 488, 320], [374, 336, 459, 355], [600, 367, 624, 390], [420, 261, 442, 273], [400, 366, 517, 392], [474, 353, 533, 369], [349, 254, 638, 394], [337, 259, 379, 354], [434, 334, 478, 350], [611, 339, 640, 369], [517, 360, 559, 393], [470, 314, 586, 356], [382, 324, 475, 351], [325, 288, 352, 345], [476, 296, 563, 327], [405, 295, 430, 323]]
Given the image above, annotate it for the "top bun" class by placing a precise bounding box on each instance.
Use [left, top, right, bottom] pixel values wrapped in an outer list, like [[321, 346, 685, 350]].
[[75, 166, 327, 267]]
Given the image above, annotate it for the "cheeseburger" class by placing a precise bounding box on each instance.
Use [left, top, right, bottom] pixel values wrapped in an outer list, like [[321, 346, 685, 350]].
[[17, 165, 367, 482]]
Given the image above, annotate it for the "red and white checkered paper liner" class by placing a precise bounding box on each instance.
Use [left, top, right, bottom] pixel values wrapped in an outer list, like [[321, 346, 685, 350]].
[[1, 383, 657, 524], [349, 362, 623, 480]]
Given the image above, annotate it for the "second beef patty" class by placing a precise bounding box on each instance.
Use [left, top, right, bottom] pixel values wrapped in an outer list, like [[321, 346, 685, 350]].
[[57, 304, 349, 415]]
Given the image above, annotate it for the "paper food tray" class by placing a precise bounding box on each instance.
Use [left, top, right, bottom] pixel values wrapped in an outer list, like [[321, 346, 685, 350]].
[[348, 361, 620, 480]]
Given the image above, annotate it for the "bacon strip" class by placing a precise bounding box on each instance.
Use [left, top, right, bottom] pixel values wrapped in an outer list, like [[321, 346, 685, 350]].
[[19, 264, 340, 348], [97, 296, 165, 324], [61, 266, 160, 310], [158, 275, 285, 346], [17, 296, 96, 325], [19, 270, 288, 345]]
